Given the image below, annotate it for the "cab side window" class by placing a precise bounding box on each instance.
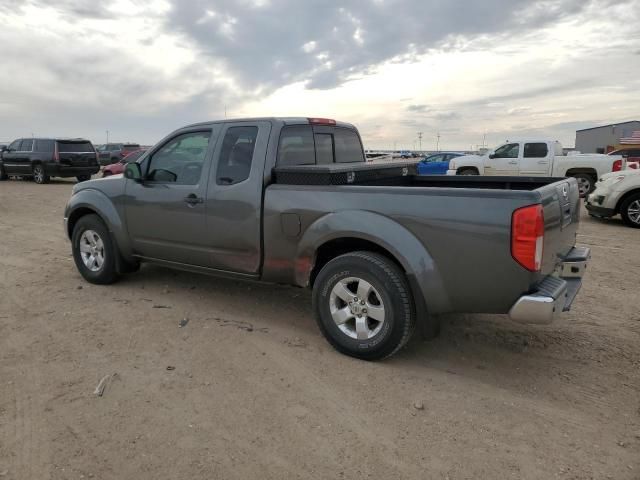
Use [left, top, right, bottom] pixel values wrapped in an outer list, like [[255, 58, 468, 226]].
[[277, 126, 315, 166], [8, 140, 21, 151], [524, 143, 548, 158], [493, 143, 519, 158], [19, 139, 33, 152], [216, 126, 258, 185], [146, 131, 211, 185]]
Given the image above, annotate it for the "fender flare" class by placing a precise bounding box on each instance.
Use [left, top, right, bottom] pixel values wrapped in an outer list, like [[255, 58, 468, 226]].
[[65, 189, 133, 260], [295, 210, 452, 314]]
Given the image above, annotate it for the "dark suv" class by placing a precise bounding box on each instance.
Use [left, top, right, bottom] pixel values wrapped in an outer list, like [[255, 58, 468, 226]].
[[0, 138, 100, 184], [97, 143, 141, 165]]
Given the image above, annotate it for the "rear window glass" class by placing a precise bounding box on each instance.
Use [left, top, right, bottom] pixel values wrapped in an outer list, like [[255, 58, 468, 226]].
[[524, 143, 548, 158], [277, 126, 315, 166], [315, 134, 334, 164], [35, 139, 55, 152], [57, 142, 94, 153], [334, 128, 364, 163]]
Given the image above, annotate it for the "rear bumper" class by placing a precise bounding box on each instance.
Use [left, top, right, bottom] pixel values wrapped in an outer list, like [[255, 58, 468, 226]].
[[45, 164, 100, 177], [584, 201, 615, 218], [509, 246, 590, 324]]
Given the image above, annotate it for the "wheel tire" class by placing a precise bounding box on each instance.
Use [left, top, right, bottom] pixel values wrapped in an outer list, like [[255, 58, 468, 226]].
[[458, 168, 478, 175], [312, 251, 416, 360], [571, 173, 594, 197], [0, 163, 8, 181], [32, 164, 50, 184], [71, 214, 119, 284], [76, 174, 92, 182], [620, 193, 640, 229]]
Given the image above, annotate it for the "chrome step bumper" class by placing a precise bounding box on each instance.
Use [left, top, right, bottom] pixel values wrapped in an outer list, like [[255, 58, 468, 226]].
[[509, 247, 590, 325]]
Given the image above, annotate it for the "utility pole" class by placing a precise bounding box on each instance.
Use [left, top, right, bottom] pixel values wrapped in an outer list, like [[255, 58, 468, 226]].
[[106, 130, 109, 144], [417, 132, 423, 152], [436, 132, 440, 152]]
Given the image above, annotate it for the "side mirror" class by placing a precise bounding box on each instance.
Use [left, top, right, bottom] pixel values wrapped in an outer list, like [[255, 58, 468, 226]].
[[124, 162, 142, 182], [488, 153, 496, 159]]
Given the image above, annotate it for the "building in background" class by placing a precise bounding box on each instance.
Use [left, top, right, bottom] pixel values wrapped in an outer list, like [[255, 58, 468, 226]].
[[575, 120, 640, 153]]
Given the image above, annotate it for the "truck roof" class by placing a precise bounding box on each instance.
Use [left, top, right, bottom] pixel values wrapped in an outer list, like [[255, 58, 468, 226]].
[[184, 117, 357, 130]]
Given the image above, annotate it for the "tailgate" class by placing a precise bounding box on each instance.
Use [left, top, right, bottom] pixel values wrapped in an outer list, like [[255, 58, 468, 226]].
[[57, 141, 98, 166], [538, 178, 580, 275]]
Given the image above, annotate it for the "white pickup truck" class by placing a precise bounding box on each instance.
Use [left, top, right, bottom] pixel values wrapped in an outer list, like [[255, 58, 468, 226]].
[[447, 139, 622, 196]]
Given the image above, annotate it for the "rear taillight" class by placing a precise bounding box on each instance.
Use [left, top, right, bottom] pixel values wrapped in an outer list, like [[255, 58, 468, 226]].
[[511, 204, 544, 272], [612, 159, 622, 171], [53, 144, 60, 162]]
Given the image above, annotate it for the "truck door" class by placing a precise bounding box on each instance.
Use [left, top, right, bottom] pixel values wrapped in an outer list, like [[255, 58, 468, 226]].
[[124, 127, 220, 266], [484, 142, 520, 176], [204, 121, 271, 274], [519, 142, 551, 176]]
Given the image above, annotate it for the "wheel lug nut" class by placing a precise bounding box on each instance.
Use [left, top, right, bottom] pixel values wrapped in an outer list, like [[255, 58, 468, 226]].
[[363, 309, 367, 313], [361, 301, 365, 305]]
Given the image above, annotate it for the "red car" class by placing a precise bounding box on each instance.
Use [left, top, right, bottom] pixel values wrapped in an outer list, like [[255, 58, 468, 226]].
[[102, 149, 147, 177]]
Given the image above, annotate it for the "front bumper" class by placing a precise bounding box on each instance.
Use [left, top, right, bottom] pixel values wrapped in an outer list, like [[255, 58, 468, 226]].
[[509, 246, 590, 324]]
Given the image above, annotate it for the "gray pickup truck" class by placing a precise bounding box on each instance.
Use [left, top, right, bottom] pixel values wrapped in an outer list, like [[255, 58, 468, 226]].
[[64, 117, 589, 360]]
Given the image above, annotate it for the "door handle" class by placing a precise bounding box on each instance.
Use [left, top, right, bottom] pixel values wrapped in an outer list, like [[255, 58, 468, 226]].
[[508, 161, 518, 165], [184, 194, 204, 206], [537, 160, 548, 164]]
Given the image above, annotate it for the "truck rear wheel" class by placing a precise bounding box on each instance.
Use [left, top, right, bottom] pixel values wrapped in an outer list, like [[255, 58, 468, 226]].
[[312, 251, 416, 360], [71, 214, 119, 284], [32, 164, 50, 184], [571, 173, 594, 197], [620, 193, 640, 228], [458, 168, 478, 175]]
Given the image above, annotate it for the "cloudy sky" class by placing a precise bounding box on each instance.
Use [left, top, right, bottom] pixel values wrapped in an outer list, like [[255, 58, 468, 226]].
[[0, 0, 638, 151]]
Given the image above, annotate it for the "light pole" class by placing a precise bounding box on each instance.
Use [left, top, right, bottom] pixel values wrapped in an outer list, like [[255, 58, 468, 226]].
[[106, 130, 109, 145], [417, 132, 423, 152], [436, 132, 440, 152]]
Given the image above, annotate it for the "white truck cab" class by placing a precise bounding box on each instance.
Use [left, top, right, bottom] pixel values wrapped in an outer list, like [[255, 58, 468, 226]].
[[447, 139, 621, 196]]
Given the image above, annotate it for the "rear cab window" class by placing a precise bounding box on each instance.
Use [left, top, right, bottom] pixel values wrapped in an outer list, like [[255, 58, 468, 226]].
[[524, 143, 548, 158], [57, 141, 94, 153], [276, 125, 364, 166]]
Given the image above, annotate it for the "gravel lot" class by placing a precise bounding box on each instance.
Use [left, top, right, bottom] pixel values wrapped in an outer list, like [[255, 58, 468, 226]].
[[1, 177, 639, 479]]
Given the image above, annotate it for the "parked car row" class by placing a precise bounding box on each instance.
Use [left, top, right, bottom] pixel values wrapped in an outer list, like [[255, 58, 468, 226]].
[[442, 138, 626, 196], [0, 137, 99, 184], [0, 138, 147, 184]]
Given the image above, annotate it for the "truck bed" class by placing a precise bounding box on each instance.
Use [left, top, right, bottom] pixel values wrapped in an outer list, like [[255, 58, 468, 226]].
[[263, 171, 581, 315]]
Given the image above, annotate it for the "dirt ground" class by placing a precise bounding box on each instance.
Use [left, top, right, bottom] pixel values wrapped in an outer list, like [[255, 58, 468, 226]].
[[0, 177, 639, 480]]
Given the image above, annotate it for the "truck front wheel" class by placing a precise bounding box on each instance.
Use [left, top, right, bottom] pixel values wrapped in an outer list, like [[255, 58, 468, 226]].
[[312, 251, 416, 360], [620, 193, 640, 228], [71, 214, 119, 284]]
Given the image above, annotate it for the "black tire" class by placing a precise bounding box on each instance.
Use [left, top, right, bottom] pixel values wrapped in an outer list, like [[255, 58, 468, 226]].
[[71, 214, 119, 284], [571, 173, 595, 197], [620, 193, 640, 229], [458, 168, 478, 175], [32, 164, 50, 184], [76, 174, 92, 182], [0, 163, 8, 181], [312, 251, 416, 360]]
